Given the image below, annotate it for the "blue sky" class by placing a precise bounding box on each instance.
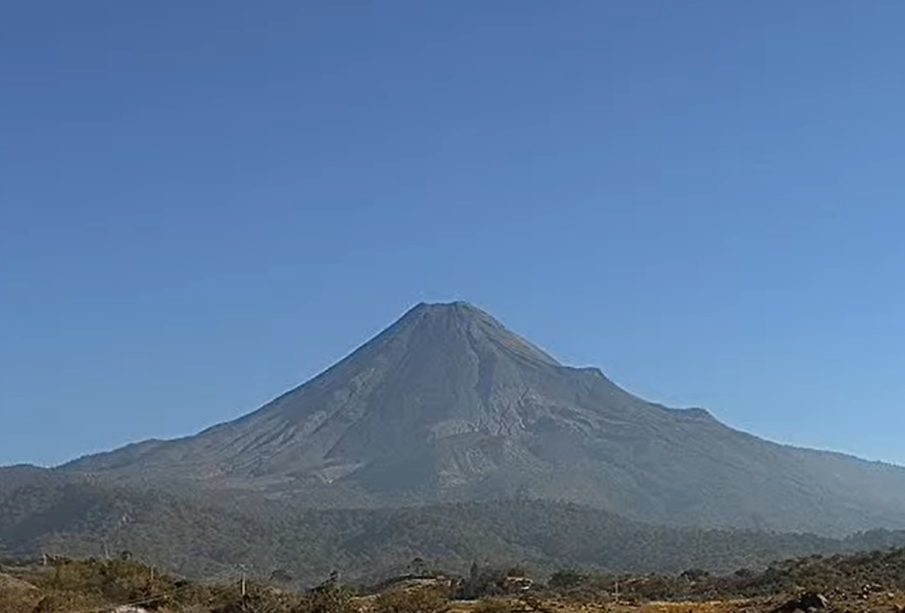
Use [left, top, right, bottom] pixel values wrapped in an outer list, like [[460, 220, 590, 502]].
[[2, 2, 903, 467]]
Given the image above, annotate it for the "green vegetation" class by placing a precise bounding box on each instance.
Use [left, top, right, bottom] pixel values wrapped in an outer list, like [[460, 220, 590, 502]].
[[3, 480, 905, 587], [374, 587, 449, 613]]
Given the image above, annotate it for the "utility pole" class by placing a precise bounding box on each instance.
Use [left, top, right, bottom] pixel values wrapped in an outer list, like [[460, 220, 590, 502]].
[[102, 512, 128, 563], [237, 564, 248, 598]]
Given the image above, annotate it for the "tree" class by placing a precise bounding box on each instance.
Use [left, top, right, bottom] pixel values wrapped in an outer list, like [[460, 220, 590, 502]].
[[548, 569, 586, 590], [679, 568, 710, 581], [410, 557, 427, 577], [270, 569, 293, 584], [303, 585, 356, 613]]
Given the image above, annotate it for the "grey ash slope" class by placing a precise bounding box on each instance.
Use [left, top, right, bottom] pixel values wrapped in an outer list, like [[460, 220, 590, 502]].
[[65, 302, 905, 535]]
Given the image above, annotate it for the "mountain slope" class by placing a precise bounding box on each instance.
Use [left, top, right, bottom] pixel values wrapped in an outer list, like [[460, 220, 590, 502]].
[[0, 466, 65, 496], [63, 301, 905, 535], [7, 478, 901, 585]]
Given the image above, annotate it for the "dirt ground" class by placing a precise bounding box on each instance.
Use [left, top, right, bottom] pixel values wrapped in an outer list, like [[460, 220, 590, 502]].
[[441, 593, 905, 613]]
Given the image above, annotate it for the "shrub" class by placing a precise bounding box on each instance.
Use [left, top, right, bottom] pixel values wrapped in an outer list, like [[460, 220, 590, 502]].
[[375, 587, 448, 613], [472, 598, 516, 613], [301, 585, 358, 613], [32, 589, 106, 613], [548, 569, 586, 590], [0, 588, 40, 613]]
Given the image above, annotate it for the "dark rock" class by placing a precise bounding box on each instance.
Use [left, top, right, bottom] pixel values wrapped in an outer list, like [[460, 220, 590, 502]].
[[775, 592, 829, 613]]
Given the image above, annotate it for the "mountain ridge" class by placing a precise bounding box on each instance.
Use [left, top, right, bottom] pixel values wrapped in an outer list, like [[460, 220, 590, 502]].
[[56, 301, 905, 535]]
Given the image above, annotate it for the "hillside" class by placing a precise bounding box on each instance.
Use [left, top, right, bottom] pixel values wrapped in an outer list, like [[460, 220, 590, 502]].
[[62, 302, 905, 535], [3, 477, 905, 587], [0, 466, 66, 495]]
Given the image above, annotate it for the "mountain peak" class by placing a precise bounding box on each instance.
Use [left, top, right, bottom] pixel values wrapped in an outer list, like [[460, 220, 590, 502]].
[[397, 301, 559, 367], [415, 300, 476, 308], [406, 300, 490, 319]]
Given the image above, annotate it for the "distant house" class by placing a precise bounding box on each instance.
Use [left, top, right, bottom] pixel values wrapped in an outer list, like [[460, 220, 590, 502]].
[[502, 575, 533, 593]]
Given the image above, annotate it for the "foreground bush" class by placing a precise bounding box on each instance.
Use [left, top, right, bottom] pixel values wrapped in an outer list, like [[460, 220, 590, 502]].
[[300, 585, 358, 613], [471, 598, 517, 613], [375, 587, 448, 613]]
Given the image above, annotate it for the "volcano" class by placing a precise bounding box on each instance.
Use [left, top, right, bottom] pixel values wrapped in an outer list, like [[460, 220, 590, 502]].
[[65, 301, 905, 535]]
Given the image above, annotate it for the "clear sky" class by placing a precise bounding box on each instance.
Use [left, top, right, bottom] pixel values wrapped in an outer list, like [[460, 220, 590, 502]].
[[2, 2, 903, 468]]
